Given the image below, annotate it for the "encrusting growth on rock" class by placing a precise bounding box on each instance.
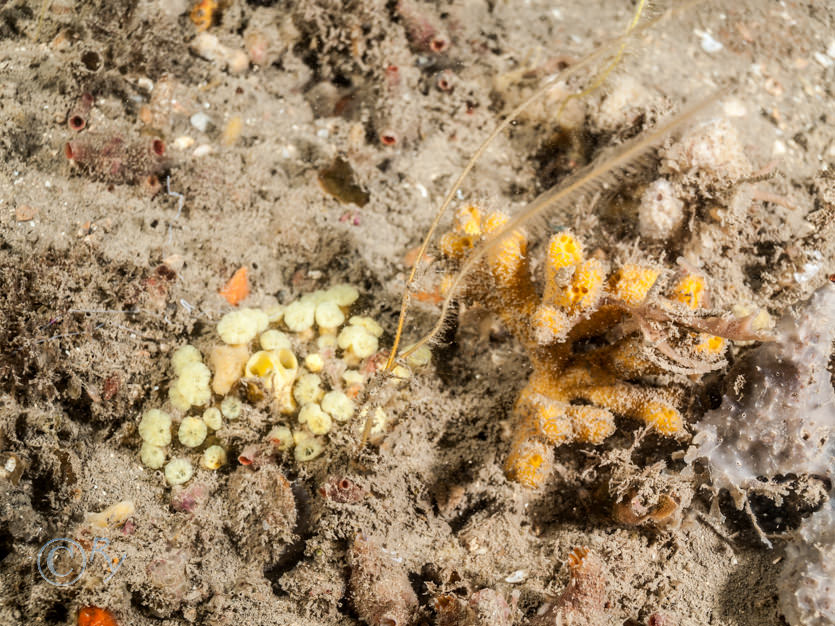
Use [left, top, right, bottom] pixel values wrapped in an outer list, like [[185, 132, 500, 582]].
[[348, 534, 418, 626], [433, 588, 515, 626], [439, 205, 732, 487], [225, 465, 297, 565], [530, 547, 610, 626]]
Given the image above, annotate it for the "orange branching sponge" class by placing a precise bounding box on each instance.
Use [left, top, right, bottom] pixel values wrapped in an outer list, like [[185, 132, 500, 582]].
[[439, 208, 730, 488], [219, 266, 249, 306]]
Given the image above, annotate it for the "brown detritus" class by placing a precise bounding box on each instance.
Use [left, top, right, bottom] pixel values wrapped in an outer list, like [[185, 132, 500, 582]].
[[102, 374, 120, 401], [613, 491, 681, 528], [141, 174, 162, 197], [530, 547, 609, 626], [65, 133, 169, 186], [604, 443, 692, 530], [225, 465, 297, 565], [433, 588, 515, 626], [318, 157, 370, 207], [0, 451, 25, 485], [141, 264, 177, 311], [319, 475, 366, 503], [348, 534, 418, 626], [67, 92, 94, 132]]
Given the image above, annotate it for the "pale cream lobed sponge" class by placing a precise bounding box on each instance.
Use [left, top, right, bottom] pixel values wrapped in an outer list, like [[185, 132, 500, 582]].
[[139, 409, 173, 446], [140, 442, 167, 469], [171, 344, 202, 375], [284, 300, 316, 332], [202, 407, 222, 430], [164, 458, 194, 485], [294, 372, 324, 405], [338, 325, 379, 361], [326, 284, 359, 306], [217, 308, 269, 345], [201, 445, 227, 470], [173, 362, 212, 407], [86, 500, 135, 529], [315, 301, 345, 331], [178, 416, 208, 447], [321, 390, 354, 422], [298, 403, 332, 435], [220, 395, 243, 420], [260, 329, 292, 351]]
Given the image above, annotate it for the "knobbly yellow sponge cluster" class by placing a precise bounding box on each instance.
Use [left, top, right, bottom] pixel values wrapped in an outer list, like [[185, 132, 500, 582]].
[[440, 206, 727, 488], [137, 285, 430, 486]]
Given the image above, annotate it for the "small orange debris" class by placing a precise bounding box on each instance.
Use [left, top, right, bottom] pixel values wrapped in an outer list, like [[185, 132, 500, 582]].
[[219, 266, 249, 306], [412, 289, 443, 305], [78, 606, 118, 626], [190, 0, 218, 31], [15, 205, 38, 222], [403, 245, 433, 268]]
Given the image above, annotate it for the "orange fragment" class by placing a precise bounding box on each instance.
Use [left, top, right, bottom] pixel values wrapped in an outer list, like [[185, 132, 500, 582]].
[[78, 606, 118, 626], [219, 266, 249, 306], [190, 0, 217, 31]]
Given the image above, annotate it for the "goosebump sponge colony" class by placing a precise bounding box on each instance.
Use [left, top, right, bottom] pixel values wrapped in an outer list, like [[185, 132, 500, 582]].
[[136, 285, 431, 486]]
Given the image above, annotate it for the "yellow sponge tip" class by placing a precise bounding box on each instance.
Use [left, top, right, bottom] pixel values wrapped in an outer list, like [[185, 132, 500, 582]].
[[671, 274, 705, 309], [547, 231, 583, 270], [610, 264, 660, 305], [504, 439, 553, 488]]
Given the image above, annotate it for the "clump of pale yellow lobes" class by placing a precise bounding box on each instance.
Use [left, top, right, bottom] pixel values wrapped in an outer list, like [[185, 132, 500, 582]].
[[138, 284, 427, 487], [337, 321, 379, 365], [168, 346, 212, 411], [139, 409, 172, 446]]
